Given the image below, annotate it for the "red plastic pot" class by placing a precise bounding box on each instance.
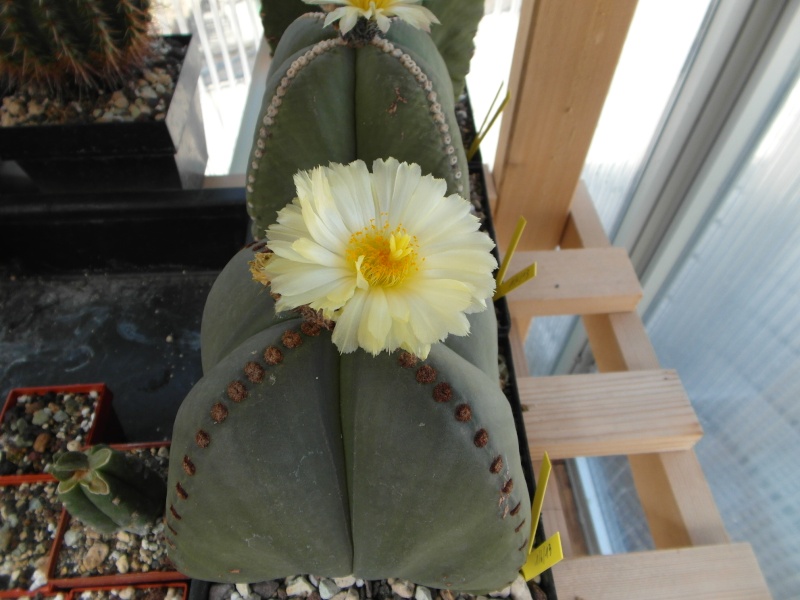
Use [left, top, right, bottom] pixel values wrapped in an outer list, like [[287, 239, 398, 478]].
[[47, 442, 186, 589], [67, 582, 188, 600], [0, 384, 113, 485]]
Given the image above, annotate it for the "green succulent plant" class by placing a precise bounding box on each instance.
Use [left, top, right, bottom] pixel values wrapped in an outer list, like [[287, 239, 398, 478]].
[[245, 12, 471, 239], [52, 444, 166, 535], [165, 243, 531, 592], [0, 0, 152, 91], [259, 0, 484, 97], [166, 7, 529, 594]]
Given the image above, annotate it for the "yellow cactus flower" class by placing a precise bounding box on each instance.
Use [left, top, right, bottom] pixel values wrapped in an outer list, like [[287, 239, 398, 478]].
[[256, 159, 496, 358], [304, 0, 439, 35]]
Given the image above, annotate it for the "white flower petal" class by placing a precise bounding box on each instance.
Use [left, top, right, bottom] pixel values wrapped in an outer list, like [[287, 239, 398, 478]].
[[327, 160, 377, 233], [390, 5, 439, 30], [359, 288, 392, 354], [332, 290, 370, 353], [337, 9, 360, 34], [374, 12, 392, 32], [291, 238, 347, 267]]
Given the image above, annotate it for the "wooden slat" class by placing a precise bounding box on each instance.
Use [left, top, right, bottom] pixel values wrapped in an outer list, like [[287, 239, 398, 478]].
[[567, 190, 731, 548], [493, 0, 638, 250], [553, 543, 772, 599], [506, 248, 641, 330], [520, 369, 702, 459]]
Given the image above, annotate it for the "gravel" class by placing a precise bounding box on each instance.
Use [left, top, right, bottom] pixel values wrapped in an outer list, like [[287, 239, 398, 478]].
[[0, 481, 61, 591], [75, 585, 184, 600], [206, 574, 546, 600], [0, 389, 99, 477]]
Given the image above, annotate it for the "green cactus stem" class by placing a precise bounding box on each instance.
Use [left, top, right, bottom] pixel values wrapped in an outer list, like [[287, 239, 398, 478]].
[[0, 0, 152, 91], [245, 14, 469, 238], [258, 0, 483, 97], [53, 444, 166, 535], [166, 244, 531, 592]]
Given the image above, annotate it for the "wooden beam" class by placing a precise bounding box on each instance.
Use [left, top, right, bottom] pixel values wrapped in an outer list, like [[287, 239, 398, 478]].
[[552, 543, 772, 599], [561, 181, 611, 250], [629, 450, 731, 548], [561, 183, 731, 548], [520, 369, 702, 459], [493, 0, 638, 250], [506, 248, 642, 331]]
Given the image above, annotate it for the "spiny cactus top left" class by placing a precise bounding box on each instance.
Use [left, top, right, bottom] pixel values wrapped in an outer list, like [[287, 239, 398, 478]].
[[0, 0, 152, 91]]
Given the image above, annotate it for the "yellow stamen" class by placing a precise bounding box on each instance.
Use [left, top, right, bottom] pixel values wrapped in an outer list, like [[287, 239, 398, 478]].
[[347, 224, 417, 287], [348, 0, 395, 10]]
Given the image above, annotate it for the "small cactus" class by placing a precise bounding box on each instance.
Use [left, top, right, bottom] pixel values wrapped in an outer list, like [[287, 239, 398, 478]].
[[0, 0, 152, 91], [53, 444, 166, 535]]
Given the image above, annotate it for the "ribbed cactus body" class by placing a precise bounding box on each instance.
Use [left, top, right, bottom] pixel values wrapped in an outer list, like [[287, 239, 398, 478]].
[[0, 0, 151, 90], [258, 0, 483, 96], [245, 15, 468, 239], [166, 244, 531, 592], [53, 444, 166, 535]]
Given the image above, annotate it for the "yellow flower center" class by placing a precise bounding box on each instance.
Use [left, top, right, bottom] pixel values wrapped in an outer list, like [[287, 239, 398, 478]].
[[348, 0, 396, 10], [347, 223, 418, 288]]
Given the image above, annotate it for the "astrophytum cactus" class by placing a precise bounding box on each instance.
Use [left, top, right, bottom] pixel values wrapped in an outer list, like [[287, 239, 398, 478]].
[[259, 0, 484, 97], [245, 12, 471, 238], [0, 0, 151, 90], [165, 241, 532, 592], [52, 444, 166, 535]]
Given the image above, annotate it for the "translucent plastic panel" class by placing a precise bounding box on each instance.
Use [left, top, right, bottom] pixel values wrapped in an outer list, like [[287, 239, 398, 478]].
[[646, 74, 800, 600], [581, 0, 712, 235]]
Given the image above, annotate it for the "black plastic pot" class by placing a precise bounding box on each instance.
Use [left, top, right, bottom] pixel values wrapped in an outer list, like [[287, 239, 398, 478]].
[[0, 35, 207, 193], [0, 187, 249, 273]]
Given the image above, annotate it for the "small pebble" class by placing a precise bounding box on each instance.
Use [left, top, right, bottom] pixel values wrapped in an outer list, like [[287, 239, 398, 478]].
[[319, 579, 341, 600], [391, 580, 415, 599], [116, 554, 130, 574], [415, 586, 433, 600], [509, 576, 533, 600], [82, 541, 109, 571], [286, 576, 315, 597], [64, 529, 81, 547], [334, 576, 356, 589], [209, 583, 232, 600]]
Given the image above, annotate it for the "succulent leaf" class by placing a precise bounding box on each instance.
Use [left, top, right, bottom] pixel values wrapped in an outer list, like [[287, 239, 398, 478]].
[[54, 444, 166, 535]]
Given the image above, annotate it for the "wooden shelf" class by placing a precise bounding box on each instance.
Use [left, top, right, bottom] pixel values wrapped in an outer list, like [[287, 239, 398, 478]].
[[497, 183, 770, 597], [490, 1, 771, 595]]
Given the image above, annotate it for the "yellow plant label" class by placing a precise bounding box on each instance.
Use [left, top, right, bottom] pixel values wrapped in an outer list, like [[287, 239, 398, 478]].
[[520, 532, 564, 581], [494, 263, 538, 301], [495, 217, 527, 287], [528, 452, 551, 553]]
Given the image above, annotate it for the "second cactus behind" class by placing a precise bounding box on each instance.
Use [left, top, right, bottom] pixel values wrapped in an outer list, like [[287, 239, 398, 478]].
[[52, 444, 166, 535], [245, 13, 469, 238], [0, 0, 152, 91]]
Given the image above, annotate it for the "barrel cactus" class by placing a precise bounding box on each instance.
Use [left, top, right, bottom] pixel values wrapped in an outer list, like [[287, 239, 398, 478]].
[[0, 0, 152, 91], [166, 6, 530, 594], [52, 444, 166, 535], [166, 241, 530, 592], [245, 8, 472, 239]]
